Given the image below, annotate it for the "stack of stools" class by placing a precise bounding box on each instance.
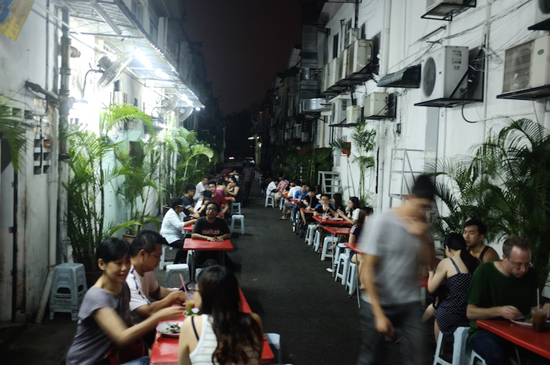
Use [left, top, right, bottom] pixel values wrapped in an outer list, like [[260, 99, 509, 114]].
[[304, 224, 316, 245], [231, 214, 245, 234], [334, 245, 351, 285], [49, 263, 87, 321], [231, 201, 242, 215]]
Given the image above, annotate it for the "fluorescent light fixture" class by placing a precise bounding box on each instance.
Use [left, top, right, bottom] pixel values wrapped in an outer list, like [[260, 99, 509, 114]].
[[195, 107, 200, 111], [180, 94, 192, 106], [134, 48, 152, 69], [247, 136, 254, 140], [155, 69, 170, 79]]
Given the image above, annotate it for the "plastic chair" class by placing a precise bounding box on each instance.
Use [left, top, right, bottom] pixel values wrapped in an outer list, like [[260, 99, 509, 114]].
[[346, 261, 357, 295], [313, 231, 321, 251], [49, 263, 87, 321], [231, 201, 242, 215], [468, 351, 486, 365], [231, 214, 245, 234], [264, 333, 282, 364], [166, 264, 190, 288], [335, 249, 351, 285], [265, 195, 274, 207], [433, 327, 470, 365], [305, 224, 316, 245], [159, 244, 174, 270], [321, 236, 338, 261], [279, 197, 284, 210]]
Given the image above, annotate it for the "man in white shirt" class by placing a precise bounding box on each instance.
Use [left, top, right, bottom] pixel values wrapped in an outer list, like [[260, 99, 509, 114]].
[[266, 177, 279, 198], [281, 180, 302, 220], [126, 230, 188, 346], [195, 176, 209, 202]]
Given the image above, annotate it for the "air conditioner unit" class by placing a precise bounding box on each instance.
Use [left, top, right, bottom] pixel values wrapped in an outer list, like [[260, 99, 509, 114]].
[[536, 0, 550, 24], [346, 105, 361, 124], [347, 39, 373, 75], [339, 48, 349, 80], [301, 131, 309, 142], [346, 28, 359, 47], [420, 46, 468, 103], [364, 92, 389, 118], [328, 57, 339, 87], [426, 0, 463, 13], [501, 35, 550, 95]]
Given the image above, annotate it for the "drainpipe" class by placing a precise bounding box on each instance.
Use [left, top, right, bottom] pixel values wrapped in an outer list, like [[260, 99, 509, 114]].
[[58, 8, 71, 262]]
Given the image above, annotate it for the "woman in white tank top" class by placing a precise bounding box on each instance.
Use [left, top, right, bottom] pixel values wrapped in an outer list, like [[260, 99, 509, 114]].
[[178, 266, 263, 365]]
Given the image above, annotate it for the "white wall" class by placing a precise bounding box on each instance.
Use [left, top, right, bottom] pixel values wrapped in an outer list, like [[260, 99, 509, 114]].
[[317, 0, 546, 253]]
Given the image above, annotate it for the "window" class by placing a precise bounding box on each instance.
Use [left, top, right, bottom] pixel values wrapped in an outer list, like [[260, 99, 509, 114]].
[[332, 34, 339, 59], [131, 0, 143, 23]]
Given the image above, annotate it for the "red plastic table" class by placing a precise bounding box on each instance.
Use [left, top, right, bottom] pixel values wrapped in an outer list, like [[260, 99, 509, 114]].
[[184, 239, 233, 251], [291, 199, 301, 205], [150, 288, 275, 364], [183, 225, 193, 232], [312, 216, 352, 226], [477, 319, 550, 359]]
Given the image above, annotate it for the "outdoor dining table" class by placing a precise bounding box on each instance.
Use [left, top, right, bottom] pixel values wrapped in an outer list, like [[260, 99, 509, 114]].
[[312, 216, 352, 226], [476, 319, 550, 359], [150, 288, 275, 364], [184, 239, 233, 280]]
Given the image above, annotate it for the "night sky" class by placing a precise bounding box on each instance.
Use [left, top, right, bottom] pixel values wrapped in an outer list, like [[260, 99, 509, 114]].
[[183, 1, 302, 115]]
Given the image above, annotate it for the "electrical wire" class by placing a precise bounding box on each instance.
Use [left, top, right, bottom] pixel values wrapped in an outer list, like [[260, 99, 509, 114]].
[[461, 104, 478, 124]]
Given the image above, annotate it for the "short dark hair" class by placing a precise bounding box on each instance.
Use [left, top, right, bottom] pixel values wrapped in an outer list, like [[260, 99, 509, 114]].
[[203, 190, 212, 198], [170, 198, 184, 210], [185, 183, 196, 193], [208, 180, 217, 187], [502, 235, 531, 258], [206, 201, 221, 213], [130, 229, 167, 257], [411, 175, 435, 201], [463, 218, 487, 236], [96, 237, 129, 264], [320, 194, 330, 199]]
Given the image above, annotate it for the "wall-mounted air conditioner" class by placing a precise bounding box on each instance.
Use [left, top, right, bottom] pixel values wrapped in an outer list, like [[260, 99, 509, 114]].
[[420, 46, 468, 103], [426, 0, 463, 12], [346, 105, 361, 124], [301, 131, 310, 143], [294, 124, 302, 138], [535, 0, 550, 24], [364, 92, 392, 119], [347, 39, 373, 75], [339, 48, 349, 80], [328, 57, 339, 87], [346, 28, 359, 47], [500, 35, 550, 97], [321, 64, 329, 92]]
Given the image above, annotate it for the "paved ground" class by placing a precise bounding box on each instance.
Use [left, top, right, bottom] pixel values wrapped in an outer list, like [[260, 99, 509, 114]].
[[0, 182, 436, 365]]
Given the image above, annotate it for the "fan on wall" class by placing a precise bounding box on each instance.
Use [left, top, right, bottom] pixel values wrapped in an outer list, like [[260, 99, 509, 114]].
[[96, 53, 133, 90]]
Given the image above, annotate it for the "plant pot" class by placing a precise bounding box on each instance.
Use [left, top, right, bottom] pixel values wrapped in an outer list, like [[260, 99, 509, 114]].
[[123, 233, 136, 244], [163, 205, 170, 216]]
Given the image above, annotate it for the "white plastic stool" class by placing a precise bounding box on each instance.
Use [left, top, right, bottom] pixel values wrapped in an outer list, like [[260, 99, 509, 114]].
[[159, 244, 174, 270], [231, 202, 242, 215], [333, 243, 347, 271], [346, 261, 357, 295], [264, 333, 282, 364], [468, 351, 486, 365], [305, 224, 316, 245], [321, 236, 338, 261], [231, 214, 245, 234], [265, 195, 274, 207], [433, 327, 470, 365], [166, 264, 190, 288], [49, 263, 87, 321], [313, 231, 321, 251], [279, 197, 284, 210], [335, 250, 351, 285]]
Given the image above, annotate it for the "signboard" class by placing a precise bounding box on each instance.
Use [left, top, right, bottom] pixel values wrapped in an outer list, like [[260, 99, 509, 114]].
[[0, 0, 34, 41]]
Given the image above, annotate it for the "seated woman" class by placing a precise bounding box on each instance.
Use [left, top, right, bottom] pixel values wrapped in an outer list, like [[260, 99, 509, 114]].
[[338, 196, 361, 225], [428, 232, 480, 341], [215, 178, 227, 197], [226, 176, 242, 203], [160, 198, 196, 264], [66, 237, 183, 365], [178, 266, 263, 365], [349, 207, 373, 266], [332, 193, 346, 213]]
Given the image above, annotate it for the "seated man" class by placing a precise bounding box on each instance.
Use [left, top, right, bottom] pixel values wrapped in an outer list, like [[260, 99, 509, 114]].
[[463, 219, 499, 263], [274, 176, 289, 207], [313, 194, 337, 218], [180, 183, 196, 217], [191, 201, 235, 272], [465, 235, 550, 364], [126, 230, 188, 346], [194, 175, 210, 202], [207, 180, 229, 216], [266, 177, 279, 199], [281, 180, 302, 220], [300, 187, 319, 225]]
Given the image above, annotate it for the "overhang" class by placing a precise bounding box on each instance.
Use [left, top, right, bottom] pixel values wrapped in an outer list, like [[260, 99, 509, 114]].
[[377, 65, 421, 88]]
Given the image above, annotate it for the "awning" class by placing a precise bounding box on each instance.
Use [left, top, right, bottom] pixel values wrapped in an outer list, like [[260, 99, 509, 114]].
[[377, 65, 421, 88]]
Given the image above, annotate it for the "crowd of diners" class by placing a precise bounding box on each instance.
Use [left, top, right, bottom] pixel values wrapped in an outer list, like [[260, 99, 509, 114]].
[[265, 174, 550, 365], [66, 168, 265, 365]]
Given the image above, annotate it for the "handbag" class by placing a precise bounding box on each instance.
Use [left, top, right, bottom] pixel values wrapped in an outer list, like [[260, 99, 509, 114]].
[[105, 338, 147, 365]]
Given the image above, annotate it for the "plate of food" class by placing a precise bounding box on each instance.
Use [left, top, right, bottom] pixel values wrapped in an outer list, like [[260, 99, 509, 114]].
[[510, 316, 550, 327], [156, 321, 183, 337]]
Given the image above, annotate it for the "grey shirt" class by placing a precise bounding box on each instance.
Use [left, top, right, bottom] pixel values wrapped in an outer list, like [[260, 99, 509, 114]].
[[66, 284, 133, 365], [358, 210, 421, 306]]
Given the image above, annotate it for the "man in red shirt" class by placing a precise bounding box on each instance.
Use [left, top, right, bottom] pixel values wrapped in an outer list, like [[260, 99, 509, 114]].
[[208, 180, 228, 215]]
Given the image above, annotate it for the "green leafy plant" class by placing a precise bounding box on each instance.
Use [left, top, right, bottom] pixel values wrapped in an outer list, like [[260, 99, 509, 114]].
[[0, 97, 28, 172]]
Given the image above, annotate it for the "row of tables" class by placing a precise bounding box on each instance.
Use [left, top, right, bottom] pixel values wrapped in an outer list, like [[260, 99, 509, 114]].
[[151, 214, 275, 364]]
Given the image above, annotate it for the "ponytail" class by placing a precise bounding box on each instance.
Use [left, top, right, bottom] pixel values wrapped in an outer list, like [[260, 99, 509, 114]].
[[460, 249, 479, 274]]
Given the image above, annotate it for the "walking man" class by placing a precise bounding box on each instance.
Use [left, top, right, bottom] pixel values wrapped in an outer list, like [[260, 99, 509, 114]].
[[357, 175, 436, 365]]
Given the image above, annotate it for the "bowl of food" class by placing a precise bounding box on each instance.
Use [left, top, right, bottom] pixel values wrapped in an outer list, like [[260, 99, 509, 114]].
[[156, 322, 183, 337], [511, 316, 550, 328]]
